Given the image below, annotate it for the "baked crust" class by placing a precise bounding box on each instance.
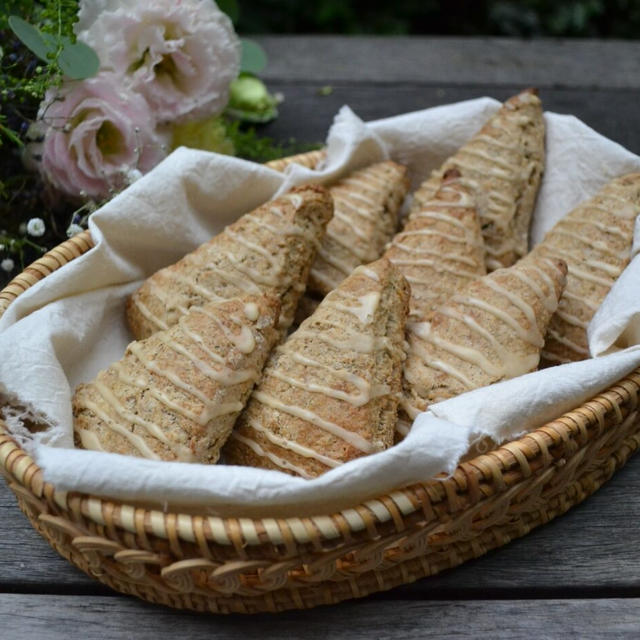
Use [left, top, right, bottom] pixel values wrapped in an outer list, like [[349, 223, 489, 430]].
[[411, 89, 545, 271], [265, 149, 326, 172], [399, 256, 567, 439], [385, 168, 486, 321], [74, 295, 281, 463], [126, 185, 334, 340], [308, 161, 409, 296], [224, 258, 410, 478], [533, 173, 640, 365]]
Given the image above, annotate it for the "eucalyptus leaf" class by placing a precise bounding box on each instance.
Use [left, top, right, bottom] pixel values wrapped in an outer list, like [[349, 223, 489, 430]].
[[240, 39, 267, 74], [8, 15, 56, 62], [58, 41, 100, 79], [216, 0, 239, 23]]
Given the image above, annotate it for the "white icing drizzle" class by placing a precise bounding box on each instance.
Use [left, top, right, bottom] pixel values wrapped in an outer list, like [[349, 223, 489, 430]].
[[130, 297, 169, 332], [546, 327, 590, 355], [252, 391, 379, 454], [80, 395, 162, 460], [230, 431, 313, 478], [244, 302, 259, 321], [551, 227, 628, 259], [354, 264, 381, 281], [246, 417, 342, 467], [276, 347, 382, 404], [389, 258, 480, 280], [194, 306, 256, 354], [322, 291, 381, 325], [568, 264, 614, 288], [88, 377, 196, 461], [561, 289, 598, 312], [389, 245, 480, 267]]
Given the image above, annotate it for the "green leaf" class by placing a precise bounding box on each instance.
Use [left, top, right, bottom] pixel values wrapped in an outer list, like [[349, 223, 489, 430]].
[[240, 39, 267, 74], [8, 15, 56, 62], [58, 41, 100, 79], [216, 0, 239, 23]]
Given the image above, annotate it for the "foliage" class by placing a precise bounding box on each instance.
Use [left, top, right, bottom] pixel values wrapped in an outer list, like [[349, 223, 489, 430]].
[[234, 0, 640, 38]]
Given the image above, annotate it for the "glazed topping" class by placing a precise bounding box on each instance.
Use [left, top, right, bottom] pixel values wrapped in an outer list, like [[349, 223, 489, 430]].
[[76, 300, 272, 460], [229, 262, 404, 473], [403, 261, 560, 419]]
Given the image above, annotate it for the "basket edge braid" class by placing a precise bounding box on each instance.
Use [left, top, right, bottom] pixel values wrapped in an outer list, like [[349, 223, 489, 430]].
[[1, 166, 640, 613]]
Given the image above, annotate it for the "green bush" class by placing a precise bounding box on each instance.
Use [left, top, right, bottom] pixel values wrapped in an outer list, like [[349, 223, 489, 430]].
[[236, 0, 640, 38]]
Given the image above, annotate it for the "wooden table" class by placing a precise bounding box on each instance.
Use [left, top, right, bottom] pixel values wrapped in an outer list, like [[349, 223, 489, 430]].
[[3, 37, 640, 639]]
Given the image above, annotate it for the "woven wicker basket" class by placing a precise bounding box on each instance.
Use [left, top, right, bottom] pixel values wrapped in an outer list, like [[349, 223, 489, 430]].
[[1, 204, 640, 614]]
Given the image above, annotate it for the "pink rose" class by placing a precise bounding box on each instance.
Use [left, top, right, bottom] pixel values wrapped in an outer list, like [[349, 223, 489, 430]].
[[76, 0, 241, 123], [36, 74, 169, 199]]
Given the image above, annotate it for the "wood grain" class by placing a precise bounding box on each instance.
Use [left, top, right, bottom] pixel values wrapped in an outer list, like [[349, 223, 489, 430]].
[[2, 595, 640, 639], [257, 36, 640, 89], [260, 83, 640, 157]]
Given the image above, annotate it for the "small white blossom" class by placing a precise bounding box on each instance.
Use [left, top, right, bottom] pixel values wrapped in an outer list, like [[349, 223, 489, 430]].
[[125, 168, 143, 184], [26, 217, 46, 237], [66, 224, 84, 237], [77, 0, 241, 123], [0, 244, 4, 251], [1, 258, 14, 272]]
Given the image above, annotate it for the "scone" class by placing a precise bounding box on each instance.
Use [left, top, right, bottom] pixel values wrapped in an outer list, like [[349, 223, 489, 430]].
[[530, 173, 640, 365], [399, 256, 567, 439], [265, 149, 326, 172], [412, 89, 545, 271], [308, 161, 409, 296], [385, 168, 486, 321], [224, 258, 410, 478], [126, 185, 333, 340], [74, 295, 280, 463]]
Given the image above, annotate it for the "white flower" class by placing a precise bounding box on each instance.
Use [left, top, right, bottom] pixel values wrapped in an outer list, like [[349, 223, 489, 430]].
[[0, 244, 4, 251], [1, 258, 14, 273], [77, 0, 241, 123], [66, 224, 84, 237], [26, 217, 46, 237]]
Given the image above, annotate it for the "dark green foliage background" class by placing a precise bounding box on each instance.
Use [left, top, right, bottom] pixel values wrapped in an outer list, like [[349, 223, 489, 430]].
[[235, 0, 640, 38]]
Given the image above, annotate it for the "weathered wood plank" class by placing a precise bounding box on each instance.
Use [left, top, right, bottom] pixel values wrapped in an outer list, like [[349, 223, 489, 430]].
[[260, 83, 640, 156], [2, 452, 640, 594], [256, 36, 640, 90], [2, 595, 640, 639]]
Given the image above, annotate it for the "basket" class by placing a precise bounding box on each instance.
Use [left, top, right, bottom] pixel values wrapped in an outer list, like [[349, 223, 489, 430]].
[[1, 194, 640, 615]]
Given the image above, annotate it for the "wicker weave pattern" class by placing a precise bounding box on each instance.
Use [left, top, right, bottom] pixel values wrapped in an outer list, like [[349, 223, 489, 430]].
[[1, 204, 640, 614]]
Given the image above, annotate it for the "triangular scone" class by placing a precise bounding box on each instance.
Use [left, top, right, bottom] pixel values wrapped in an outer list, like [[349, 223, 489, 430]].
[[530, 173, 640, 366], [74, 295, 281, 463], [398, 256, 567, 439], [126, 185, 333, 340], [307, 161, 409, 296], [412, 89, 545, 271], [265, 149, 326, 172], [224, 258, 410, 478], [385, 168, 486, 321]]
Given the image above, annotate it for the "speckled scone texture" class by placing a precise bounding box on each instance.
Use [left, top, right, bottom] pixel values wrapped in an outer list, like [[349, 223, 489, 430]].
[[531, 173, 640, 366], [126, 185, 333, 340], [74, 295, 281, 463], [398, 256, 567, 439], [385, 168, 486, 321], [412, 89, 545, 271], [265, 149, 326, 172], [224, 258, 410, 478], [308, 161, 409, 296]]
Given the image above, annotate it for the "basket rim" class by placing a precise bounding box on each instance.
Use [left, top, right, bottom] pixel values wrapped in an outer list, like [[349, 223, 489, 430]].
[[1, 229, 639, 547]]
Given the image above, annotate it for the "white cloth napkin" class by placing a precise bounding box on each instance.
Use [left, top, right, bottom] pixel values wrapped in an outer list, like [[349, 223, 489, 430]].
[[2, 97, 640, 518]]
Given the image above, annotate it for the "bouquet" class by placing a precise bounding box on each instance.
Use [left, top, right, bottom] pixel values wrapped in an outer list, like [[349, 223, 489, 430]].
[[0, 0, 299, 283]]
